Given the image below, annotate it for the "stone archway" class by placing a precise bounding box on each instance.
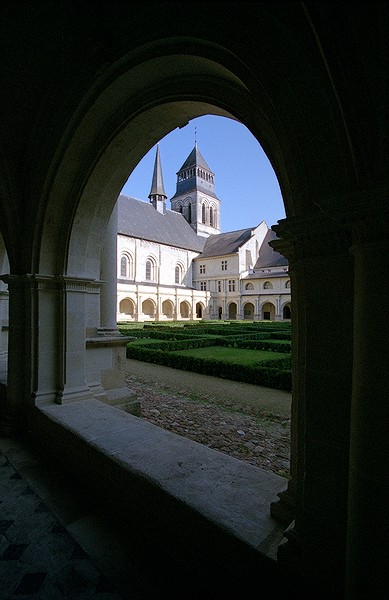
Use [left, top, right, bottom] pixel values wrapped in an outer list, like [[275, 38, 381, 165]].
[[119, 297, 135, 318], [180, 301, 190, 319], [1, 10, 371, 596], [243, 302, 255, 320], [283, 303, 291, 320], [228, 302, 237, 320], [142, 299, 156, 319], [162, 299, 174, 319], [196, 302, 204, 319], [261, 302, 275, 321]]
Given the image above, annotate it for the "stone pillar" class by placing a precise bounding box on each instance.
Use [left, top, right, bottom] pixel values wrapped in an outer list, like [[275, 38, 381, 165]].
[[0, 275, 35, 434], [93, 202, 138, 411], [270, 214, 354, 597], [268, 237, 298, 527], [345, 210, 389, 599], [0, 248, 9, 359], [99, 202, 119, 334], [56, 276, 101, 404]]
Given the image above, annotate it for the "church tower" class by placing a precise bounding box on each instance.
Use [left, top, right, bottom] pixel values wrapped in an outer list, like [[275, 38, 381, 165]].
[[170, 143, 221, 237], [148, 143, 167, 214]]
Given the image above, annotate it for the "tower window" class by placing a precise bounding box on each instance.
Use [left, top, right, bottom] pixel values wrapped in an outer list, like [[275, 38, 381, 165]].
[[202, 203, 206, 224]]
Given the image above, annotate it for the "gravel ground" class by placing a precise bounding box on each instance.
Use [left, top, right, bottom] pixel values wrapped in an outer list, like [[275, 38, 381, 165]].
[[125, 359, 291, 479]]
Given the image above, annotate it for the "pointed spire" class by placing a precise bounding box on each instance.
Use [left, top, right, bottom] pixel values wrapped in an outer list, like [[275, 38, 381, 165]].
[[148, 144, 167, 214], [149, 143, 167, 199]]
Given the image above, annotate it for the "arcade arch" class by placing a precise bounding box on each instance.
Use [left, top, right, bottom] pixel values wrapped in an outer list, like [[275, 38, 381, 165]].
[[142, 299, 156, 319], [243, 302, 255, 319], [162, 299, 174, 319], [228, 302, 237, 320], [262, 301, 275, 320], [180, 301, 190, 319], [0, 28, 364, 599], [119, 297, 135, 317]]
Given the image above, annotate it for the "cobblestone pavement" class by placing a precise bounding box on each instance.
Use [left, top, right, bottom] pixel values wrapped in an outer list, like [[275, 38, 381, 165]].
[[125, 360, 291, 479]]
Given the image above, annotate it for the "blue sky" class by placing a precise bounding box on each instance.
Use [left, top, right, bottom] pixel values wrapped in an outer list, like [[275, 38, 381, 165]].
[[120, 115, 285, 231]]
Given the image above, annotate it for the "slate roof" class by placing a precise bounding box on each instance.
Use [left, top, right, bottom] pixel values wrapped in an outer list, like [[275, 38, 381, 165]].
[[171, 144, 220, 201], [254, 229, 288, 268], [177, 144, 213, 174], [199, 227, 255, 258], [117, 194, 206, 252]]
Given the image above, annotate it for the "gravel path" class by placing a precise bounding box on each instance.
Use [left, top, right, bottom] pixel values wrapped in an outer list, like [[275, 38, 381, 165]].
[[125, 359, 291, 478]]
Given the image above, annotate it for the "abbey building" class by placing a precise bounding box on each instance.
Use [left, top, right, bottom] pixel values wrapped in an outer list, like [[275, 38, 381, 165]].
[[117, 144, 291, 322]]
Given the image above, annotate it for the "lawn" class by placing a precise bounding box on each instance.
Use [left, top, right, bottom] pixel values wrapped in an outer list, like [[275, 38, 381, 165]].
[[170, 346, 289, 365]]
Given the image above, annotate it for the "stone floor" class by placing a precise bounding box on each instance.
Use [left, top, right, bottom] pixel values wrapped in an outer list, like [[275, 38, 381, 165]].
[[0, 435, 180, 600], [0, 441, 125, 600], [0, 363, 295, 600]]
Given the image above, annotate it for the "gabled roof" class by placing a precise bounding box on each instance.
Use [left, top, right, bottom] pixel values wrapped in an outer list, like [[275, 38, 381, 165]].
[[199, 228, 254, 258], [254, 229, 288, 268], [117, 195, 206, 252]]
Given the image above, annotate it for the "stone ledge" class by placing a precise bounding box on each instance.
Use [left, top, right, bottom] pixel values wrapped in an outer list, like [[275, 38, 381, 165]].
[[32, 399, 287, 559]]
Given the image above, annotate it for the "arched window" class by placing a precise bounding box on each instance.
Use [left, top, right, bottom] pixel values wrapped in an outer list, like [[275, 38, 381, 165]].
[[263, 281, 273, 289], [175, 264, 183, 284], [145, 258, 156, 281], [201, 203, 206, 224], [145, 260, 151, 280], [210, 206, 214, 227], [120, 253, 134, 279], [187, 204, 192, 223], [120, 256, 127, 278], [245, 283, 254, 290]]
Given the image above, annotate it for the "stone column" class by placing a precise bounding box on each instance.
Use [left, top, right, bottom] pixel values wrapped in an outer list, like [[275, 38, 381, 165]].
[[56, 276, 100, 404], [270, 214, 354, 597], [99, 202, 119, 334], [0, 275, 35, 434], [0, 249, 9, 360], [345, 209, 389, 599], [268, 237, 298, 527]]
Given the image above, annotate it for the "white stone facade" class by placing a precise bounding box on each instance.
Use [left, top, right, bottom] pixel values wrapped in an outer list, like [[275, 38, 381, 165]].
[[116, 199, 291, 323], [117, 234, 211, 322]]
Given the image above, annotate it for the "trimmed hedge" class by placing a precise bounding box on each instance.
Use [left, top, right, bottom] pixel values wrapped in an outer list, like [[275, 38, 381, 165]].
[[126, 344, 291, 391]]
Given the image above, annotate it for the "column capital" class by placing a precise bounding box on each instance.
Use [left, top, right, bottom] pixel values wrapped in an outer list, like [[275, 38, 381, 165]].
[[271, 187, 389, 260], [0, 273, 101, 293], [271, 214, 352, 263]]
